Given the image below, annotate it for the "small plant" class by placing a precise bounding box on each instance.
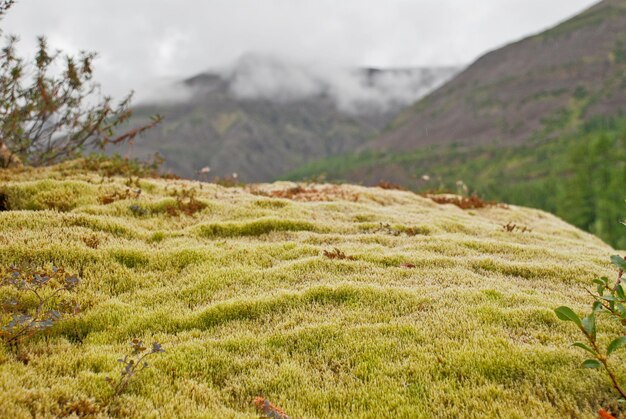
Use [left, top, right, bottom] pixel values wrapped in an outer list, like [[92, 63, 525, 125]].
[[372, 223, 427, 237], [555, 255, 626, 404], [0, 266, 80, 352], [400, 263, 416, 269], [129, 204, 148, 217], [374, 223, 402, 236], [502, 222, 532, 233], [404, 226, 428, 236], [80, 153, 165, 179], [212, 173, 243, 188], [323, 248, 356, 261], [82, 234, 101, 249], [249, 184, 359, 202], [253, 397, 290, 419], [423, 193, 506, 210], [599, 408, 616, 419], [125, 176, 142, 188], [377, 180, 405, 191], [165, 187, 207, 217], [60, 398, 100, 417], [105, 339, 165, 402], [99, 188, 141, 205]]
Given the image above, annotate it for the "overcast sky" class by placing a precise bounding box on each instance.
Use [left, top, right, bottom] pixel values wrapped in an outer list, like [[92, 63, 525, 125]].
[[0, 0, 598, 101]]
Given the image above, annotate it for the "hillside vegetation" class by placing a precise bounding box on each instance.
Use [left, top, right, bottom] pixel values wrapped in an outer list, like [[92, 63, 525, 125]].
[[368, 0, 626, 152], [287, 0, 626, 249], [286, 115, 626, 249], [122, 62, 458, 181], [0, 162, 622, 417]]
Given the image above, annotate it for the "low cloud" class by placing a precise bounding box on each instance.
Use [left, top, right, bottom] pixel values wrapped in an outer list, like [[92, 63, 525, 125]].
[[2, 0, 596, 106], [173, 53, 461, 113]]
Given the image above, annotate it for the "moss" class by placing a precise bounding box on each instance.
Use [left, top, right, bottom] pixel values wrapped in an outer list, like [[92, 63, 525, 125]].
[[0, 163, 619, 417], [149, 231, 166, 243], [0, 179, 98, 211], [196, 218, 317, 238]]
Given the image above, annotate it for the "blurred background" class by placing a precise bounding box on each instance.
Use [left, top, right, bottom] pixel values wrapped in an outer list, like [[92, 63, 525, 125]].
[[2, 0, 625, 247]]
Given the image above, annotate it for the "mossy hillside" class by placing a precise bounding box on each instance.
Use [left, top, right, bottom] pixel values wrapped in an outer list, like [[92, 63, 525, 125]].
[[0, 163, 621, 418]]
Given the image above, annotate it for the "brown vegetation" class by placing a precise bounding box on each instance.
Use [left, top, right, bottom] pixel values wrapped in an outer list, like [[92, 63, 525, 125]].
[[323, 248, 356, 261], [423, 193, 506, 210], [249, 184, 360, 202]]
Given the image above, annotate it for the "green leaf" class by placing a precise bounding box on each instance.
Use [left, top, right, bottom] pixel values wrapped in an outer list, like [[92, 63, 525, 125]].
[[582, 359, 602, 369], [592, 301, 604, 312], [617, 285, 625, 300], [593, 278, 606, 286], [555, 307, 582, 327], [597, 284, 605, 296], [607, 337, 626, 355], [572, 342, 597, 355], [611, 255, 626, 271], [582, 314, 596, 340]]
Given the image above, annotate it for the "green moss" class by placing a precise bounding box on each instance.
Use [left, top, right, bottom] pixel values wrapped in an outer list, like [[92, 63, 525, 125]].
[[149, 231, 166, 243], [0, 165, 618, 417], [196, 218, 317, 238], [0, 179, 98, 211]]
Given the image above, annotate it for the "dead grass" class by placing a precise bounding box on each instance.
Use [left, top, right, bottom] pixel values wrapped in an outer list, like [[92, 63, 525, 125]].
[[248, 183, 360, 202], [423, 193, 507, 210]]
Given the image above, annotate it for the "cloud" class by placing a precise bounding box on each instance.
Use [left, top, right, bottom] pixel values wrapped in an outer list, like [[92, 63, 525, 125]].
[[228, 54, 325, 102], [0, 0, 598, 102], [172, 53, 460, 113]]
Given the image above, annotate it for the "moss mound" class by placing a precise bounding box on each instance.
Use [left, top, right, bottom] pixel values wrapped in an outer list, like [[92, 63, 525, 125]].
[[0, 163, 619, 417]]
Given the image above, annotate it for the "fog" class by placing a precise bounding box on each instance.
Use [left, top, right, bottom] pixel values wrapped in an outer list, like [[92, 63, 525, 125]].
[[0, 0, 598, 104], [168, 54, 460, 113]]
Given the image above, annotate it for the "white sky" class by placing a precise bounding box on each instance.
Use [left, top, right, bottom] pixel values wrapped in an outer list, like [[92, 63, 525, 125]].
[[0, 0, 599, 100]]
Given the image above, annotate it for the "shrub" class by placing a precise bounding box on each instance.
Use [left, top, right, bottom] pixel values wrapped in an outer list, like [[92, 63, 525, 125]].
[[502, 222, 532, 233], [81, 234, 101, 249], [0, 265, 80, 353], [555, 255, 626, 404], [253, 397, 290, 419], [249, 184, 360, 202], [376, 180, 405, 190], [99, 188, 142, 205], [423, 193, 506, 210], [129, 204, 148, 217], [323, 248, 356, 261], [105, 339, 165, 403], [372, 222, 429, 236], [164, 187, 207, 217], [211, 174, 243, 188], [0, 1, 161, 167], [80, 153, 165, 178]]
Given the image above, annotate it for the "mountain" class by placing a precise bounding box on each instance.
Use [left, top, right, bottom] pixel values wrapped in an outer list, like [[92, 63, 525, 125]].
[[120, 56, 459, 181], [369, 0, 626, 151], [287, 0, 626, 248], [0, 160, 619, 417]]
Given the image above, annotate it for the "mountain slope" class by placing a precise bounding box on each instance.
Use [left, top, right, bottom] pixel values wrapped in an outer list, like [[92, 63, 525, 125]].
[[121, 58, 459, 181], [0, 161, 620, 417], [368, 0, 626, 151], [287, 0, 626, 248]]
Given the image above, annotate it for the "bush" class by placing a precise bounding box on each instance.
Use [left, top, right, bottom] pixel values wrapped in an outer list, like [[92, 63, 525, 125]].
[[105, 339, 165, 408], [0, 1, 161, 167], [555, 255, 626, 404], [0, 265, 80, 353]]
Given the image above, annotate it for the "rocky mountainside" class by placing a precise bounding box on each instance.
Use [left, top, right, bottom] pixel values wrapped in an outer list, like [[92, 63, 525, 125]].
[[285, 0, 626, 248], [367, 0, 626, 151], [120, 56, 459, 181]]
